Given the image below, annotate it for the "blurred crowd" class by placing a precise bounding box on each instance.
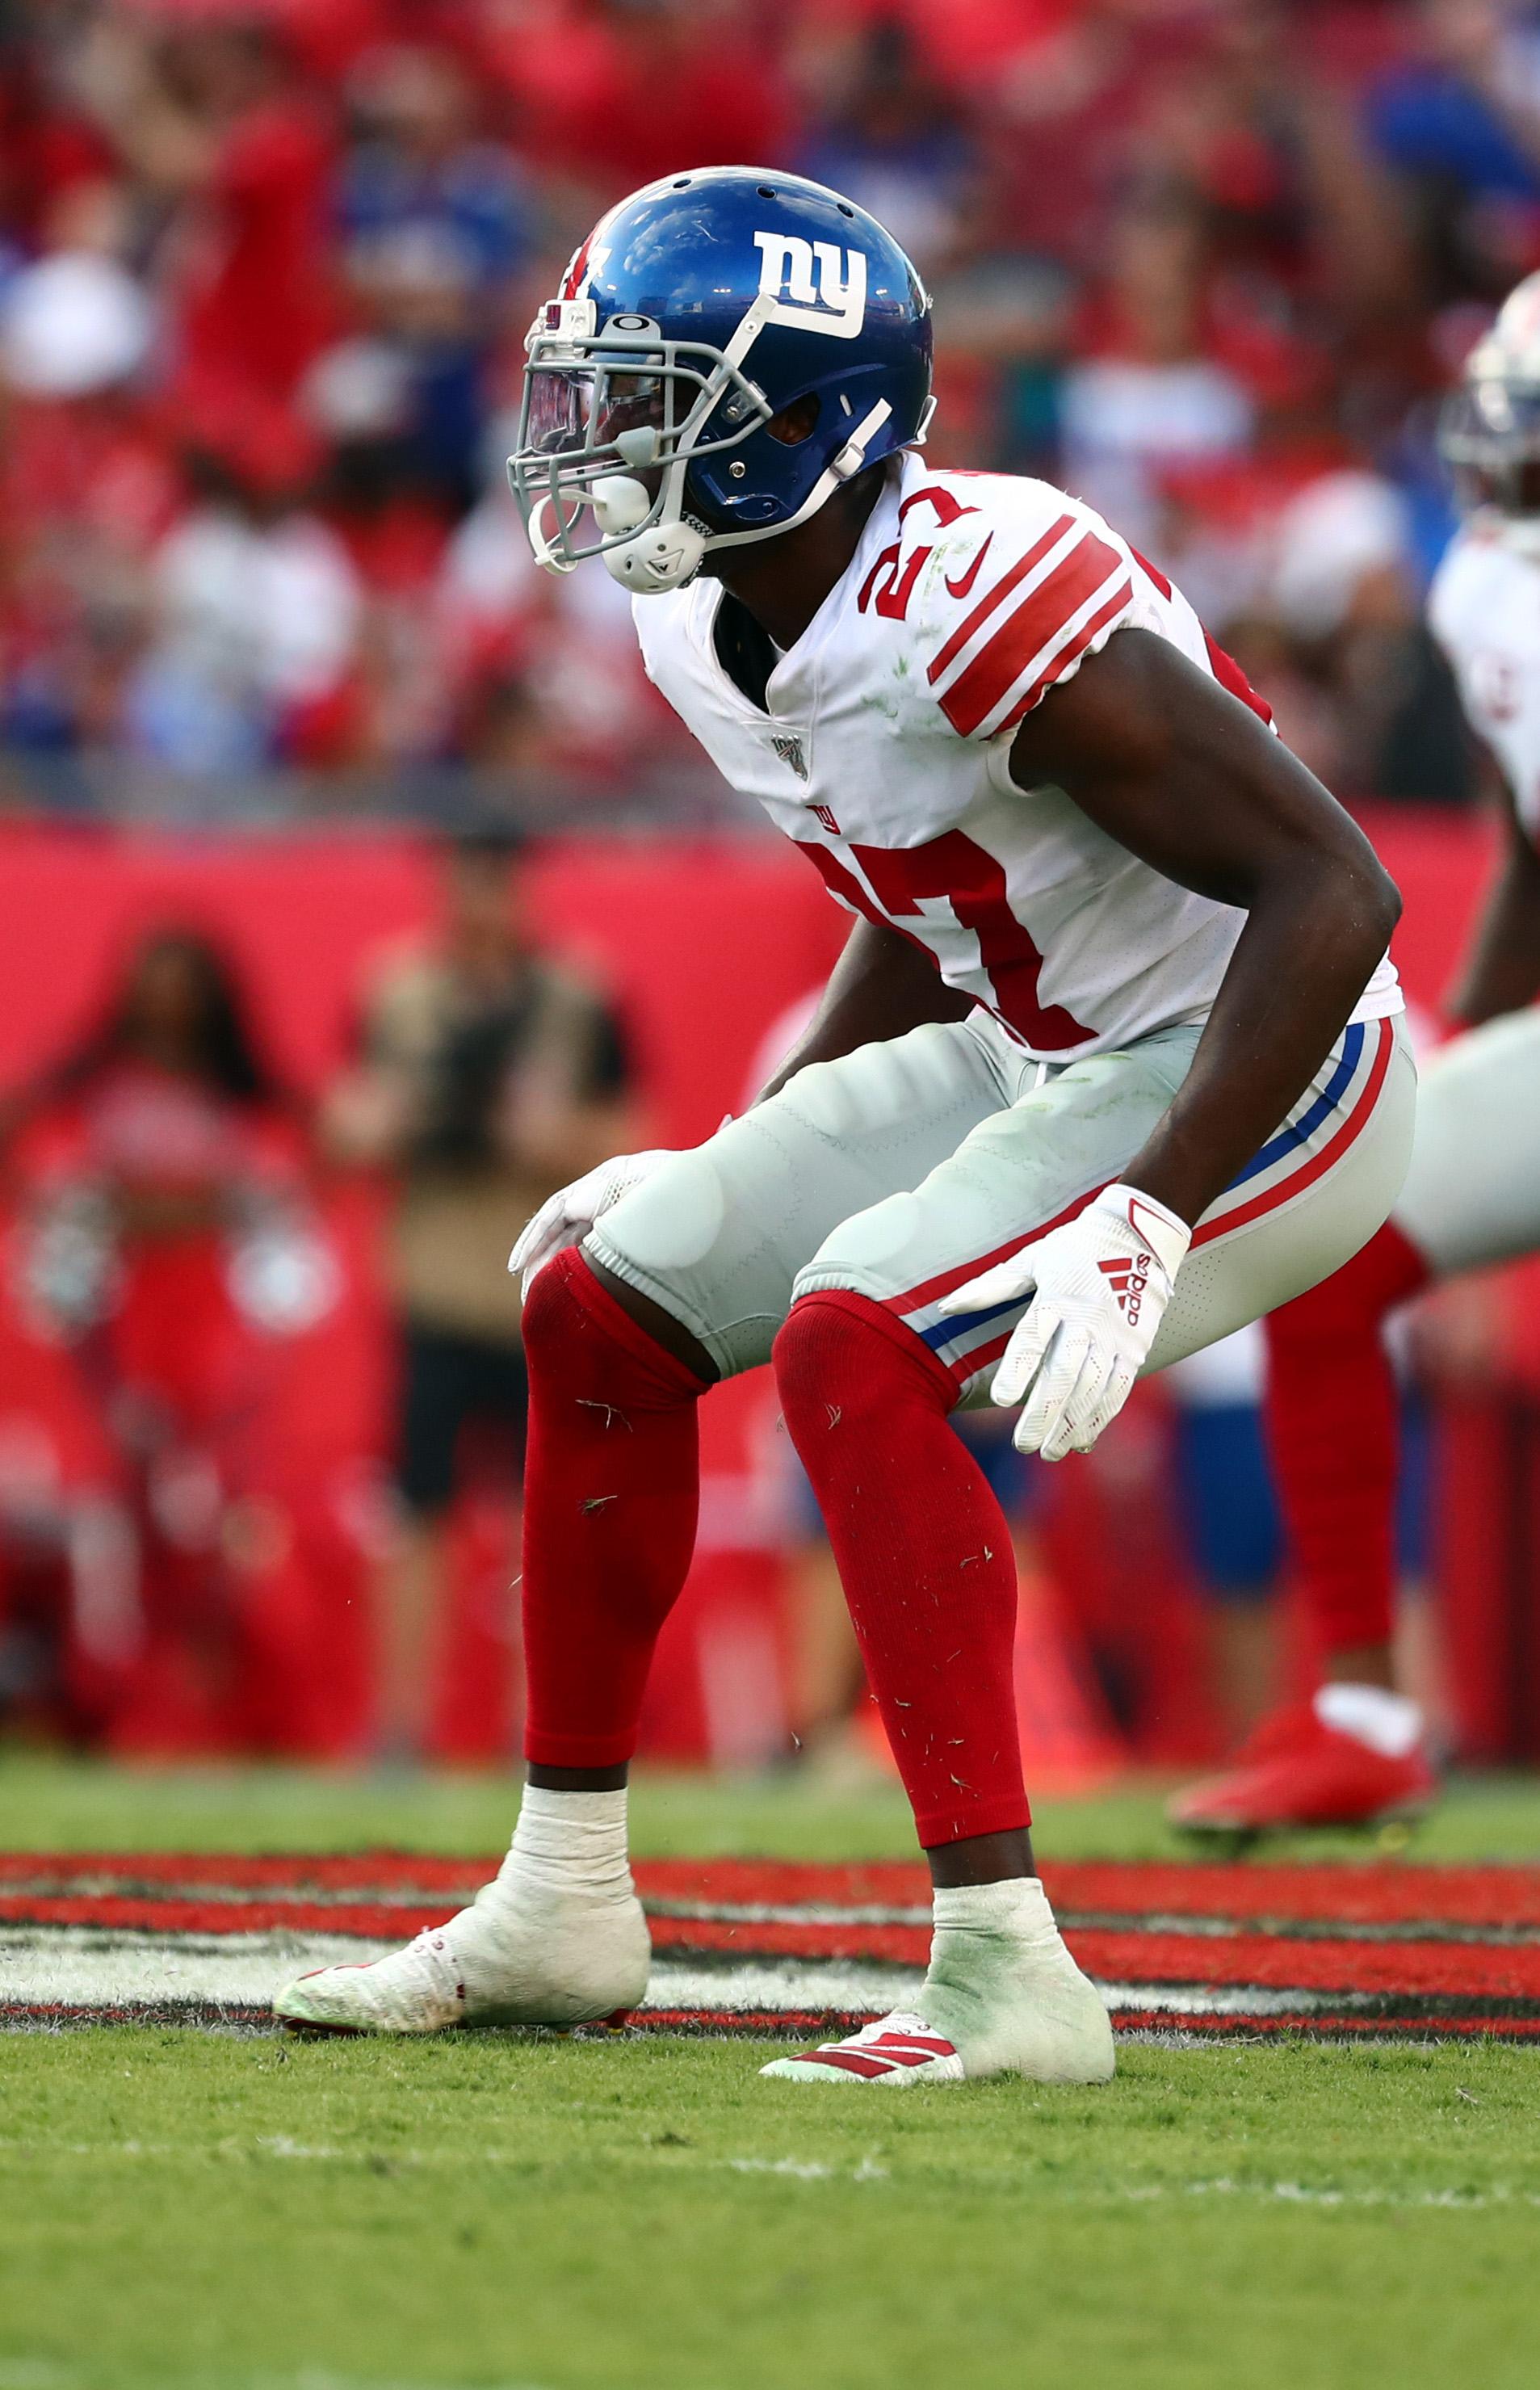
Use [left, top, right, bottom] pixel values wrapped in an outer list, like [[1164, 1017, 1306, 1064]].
[[4, 0, 1540, 815], [0, 835, 640, 1755]]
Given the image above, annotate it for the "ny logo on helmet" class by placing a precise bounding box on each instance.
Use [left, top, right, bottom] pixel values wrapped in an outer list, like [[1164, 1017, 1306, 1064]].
[[753, 232, 867, 340]]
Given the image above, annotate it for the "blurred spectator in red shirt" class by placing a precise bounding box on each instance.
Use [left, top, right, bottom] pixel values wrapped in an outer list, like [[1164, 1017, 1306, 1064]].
[[72, 4, 337, 405], [3, 926, 330, 1749], [483, 0, 794, 202]]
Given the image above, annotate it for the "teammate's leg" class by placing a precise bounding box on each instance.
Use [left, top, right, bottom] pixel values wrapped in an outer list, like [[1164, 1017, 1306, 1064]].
[[1264, 1224, 1430, 1685], [1163, 1223, 1435, 1836], [1173, 1010, 1540, 1833]]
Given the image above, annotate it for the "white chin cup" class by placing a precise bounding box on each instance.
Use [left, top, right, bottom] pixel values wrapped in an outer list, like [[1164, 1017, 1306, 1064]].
[[590, 473, 653, 535], [603, 518, 707, 593]]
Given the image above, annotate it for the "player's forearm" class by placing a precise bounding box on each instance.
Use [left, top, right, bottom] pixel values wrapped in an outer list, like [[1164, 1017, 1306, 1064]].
[[754, 919, 971, 1105], [1121, 857, 1400, 1228], [1447, 830, 1540, 1029], [1009, 631, 1401, 1228]]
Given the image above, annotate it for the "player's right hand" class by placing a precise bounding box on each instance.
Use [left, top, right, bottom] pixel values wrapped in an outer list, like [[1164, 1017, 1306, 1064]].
[[508, 1151, 674, 1296]]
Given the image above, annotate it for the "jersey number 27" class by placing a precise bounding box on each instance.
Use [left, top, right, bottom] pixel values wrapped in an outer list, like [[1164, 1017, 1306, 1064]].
[[798, 831, 1093, 1052]]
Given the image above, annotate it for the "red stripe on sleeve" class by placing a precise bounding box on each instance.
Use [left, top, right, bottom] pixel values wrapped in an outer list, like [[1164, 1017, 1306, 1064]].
[[1203, 630, 1274, 727], [927, 515, 1075, 684], [1132, 545, 1173, 600], [939, 536, 1127, 737], [1000, 579, 1133, 731]]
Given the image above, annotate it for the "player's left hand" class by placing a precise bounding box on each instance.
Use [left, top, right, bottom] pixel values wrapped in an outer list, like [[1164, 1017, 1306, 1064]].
[[937, 1183, 1191, 1462]]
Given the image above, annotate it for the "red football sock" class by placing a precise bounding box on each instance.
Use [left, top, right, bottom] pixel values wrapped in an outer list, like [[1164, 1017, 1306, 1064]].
[[1263, 1219, 1432, 1661], [520, 1247, 708, 1770], [774, 1289, 1030, 1848]]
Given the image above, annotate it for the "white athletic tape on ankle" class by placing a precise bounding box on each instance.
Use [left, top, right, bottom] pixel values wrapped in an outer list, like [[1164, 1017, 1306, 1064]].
[[930, 1876, 1056, 1937], [505, 1784, 635, 1900]]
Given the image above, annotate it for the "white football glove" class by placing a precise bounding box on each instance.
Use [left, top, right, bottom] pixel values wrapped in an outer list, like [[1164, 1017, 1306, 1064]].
[[937, 1183, 1191, 1462], [508, 1149, 674, 1296]]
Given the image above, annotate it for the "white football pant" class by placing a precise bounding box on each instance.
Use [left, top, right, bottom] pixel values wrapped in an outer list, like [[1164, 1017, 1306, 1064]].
[[1395, 1008, 1540, 1279], [588, 1009, 1416, 1401]]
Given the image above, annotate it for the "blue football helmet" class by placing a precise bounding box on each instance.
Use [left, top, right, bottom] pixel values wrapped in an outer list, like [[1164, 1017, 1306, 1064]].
[[507, 166, 934, 593]]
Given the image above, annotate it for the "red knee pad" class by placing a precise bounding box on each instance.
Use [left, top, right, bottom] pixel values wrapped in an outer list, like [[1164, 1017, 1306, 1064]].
[[774, 1287, 955, 1448], [522, 1245, 707, 1410]]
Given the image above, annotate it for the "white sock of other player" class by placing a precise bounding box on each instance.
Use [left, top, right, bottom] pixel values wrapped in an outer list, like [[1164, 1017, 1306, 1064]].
[[1314, 1682, 1425, 1759]]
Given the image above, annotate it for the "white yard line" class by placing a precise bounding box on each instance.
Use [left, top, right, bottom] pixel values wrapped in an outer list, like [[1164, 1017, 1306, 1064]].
[[0, 1928, 921, 2016], [0, 1926, 1457, 2024]]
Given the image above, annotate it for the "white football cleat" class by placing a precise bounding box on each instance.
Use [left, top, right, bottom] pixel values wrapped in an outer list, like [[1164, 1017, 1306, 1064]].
[[274, 1821, 650, 2035], [761, 1879, 1114, 2086], [275, 1926, 472, 2035], [761, 2012, 966, 2085]]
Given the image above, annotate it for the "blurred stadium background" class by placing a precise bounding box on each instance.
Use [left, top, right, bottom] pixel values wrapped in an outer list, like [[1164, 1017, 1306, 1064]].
[[3, 0, 1540, 1788]]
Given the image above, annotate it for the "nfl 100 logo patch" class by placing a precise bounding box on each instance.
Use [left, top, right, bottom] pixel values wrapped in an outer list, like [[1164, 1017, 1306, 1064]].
[[772, 732, 808, 780]]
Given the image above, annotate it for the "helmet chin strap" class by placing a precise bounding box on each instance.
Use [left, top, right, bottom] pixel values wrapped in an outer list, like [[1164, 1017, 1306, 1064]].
[[601, 398, 895, 594]]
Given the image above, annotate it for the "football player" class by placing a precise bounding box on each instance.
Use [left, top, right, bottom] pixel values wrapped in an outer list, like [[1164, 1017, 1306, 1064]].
[[1173, 274, 1540, 1838], [276, 170, 1408, 2083]]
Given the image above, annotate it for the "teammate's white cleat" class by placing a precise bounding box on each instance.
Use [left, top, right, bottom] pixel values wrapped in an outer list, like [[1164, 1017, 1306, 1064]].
[[760, 1876, 1114, 2086], [273, 1788, 650, 2036]]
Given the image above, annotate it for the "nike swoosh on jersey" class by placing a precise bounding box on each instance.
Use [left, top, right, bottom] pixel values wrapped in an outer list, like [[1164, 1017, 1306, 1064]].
[[944, 535, 992, 599]]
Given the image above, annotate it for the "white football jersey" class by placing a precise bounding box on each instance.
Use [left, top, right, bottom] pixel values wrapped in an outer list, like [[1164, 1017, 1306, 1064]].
[[1429, 517, 1540, 838], [635, 454, 1400, 1064]]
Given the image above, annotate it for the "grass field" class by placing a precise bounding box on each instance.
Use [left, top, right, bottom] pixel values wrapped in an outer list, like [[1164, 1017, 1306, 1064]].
[[2, 1757, 1538, 2390]]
